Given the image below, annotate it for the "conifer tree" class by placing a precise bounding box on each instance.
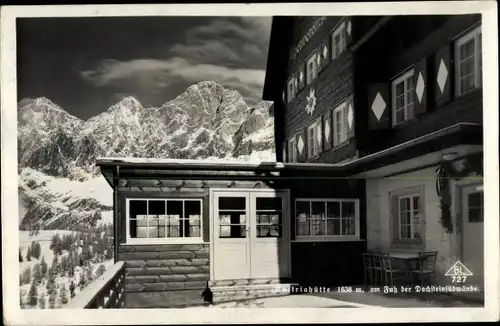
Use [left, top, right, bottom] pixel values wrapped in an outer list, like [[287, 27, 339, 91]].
[[51, 254, 59, 275], [79, 273, 87, 291], [27, 280, 38, 306], [33, 263, 43, 284], [60, 284, 69, 304], [69, 281, 76, 298], [19, 248, 23, 262], [40, 256, 48, 276], [26, 246, 32, 261], [46, 272, 56, 295], [21, 266, 31, 285], [49, 289, 57, 309], [38, 292, 46, 309]]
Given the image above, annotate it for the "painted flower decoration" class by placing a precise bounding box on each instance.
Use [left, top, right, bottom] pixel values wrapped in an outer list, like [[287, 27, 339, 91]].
[[305, 88, 317, 115]]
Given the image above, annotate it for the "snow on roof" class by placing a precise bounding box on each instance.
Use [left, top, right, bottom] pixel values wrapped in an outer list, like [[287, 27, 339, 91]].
[[96, 156, 285, 168]]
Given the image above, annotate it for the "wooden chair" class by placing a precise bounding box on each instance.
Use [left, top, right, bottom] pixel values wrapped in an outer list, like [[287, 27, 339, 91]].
[[380, 253, 407, 287], [412, 251, 438, 286], [361, 253, 374, 287], [370, 251, 383, 286]]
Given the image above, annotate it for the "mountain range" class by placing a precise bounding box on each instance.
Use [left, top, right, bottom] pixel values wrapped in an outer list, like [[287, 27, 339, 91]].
[[18, 81, 276, 230]]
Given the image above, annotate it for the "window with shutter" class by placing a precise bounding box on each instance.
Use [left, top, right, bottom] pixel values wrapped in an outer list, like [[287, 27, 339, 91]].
[[367, 83, 391, 130], [306, 118, 322, 158], [306, 52, 319, 85], [455, 25, 482, 96], [332, 101, 349, 147], [391, 69, 415, 126], [331, 22, 347, 60], [287, 137, 297, 163], [287, 76, 296, 103]]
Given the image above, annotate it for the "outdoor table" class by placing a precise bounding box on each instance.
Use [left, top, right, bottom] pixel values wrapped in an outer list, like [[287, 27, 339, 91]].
[[389, 252, 421, 283]]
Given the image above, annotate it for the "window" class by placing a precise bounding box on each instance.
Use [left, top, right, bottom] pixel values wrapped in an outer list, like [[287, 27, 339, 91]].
[[397, 194, 422, 240], [332, 101, 349, 146], [256, 197, 282, 238], [456, 25, 482, 96], [307, 118, 322, 158], [390, 185, 425, 247], [218, 197, 246, 238], [306, 53, 318, 84], [127, 198, 202, 243], [467, 191, 484, 223], [331, 22, 346, 59], [295, 199, 359, 240], [391, 69, 415, 126], [287, 136, 297, 163], [287, 77, 296, 103]]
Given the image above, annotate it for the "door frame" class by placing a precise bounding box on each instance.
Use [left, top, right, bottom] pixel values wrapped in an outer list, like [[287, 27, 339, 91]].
[[209, 188, 291, 281]]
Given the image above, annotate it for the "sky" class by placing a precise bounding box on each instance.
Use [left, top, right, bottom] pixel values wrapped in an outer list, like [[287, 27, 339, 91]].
[[16, 16, 272, 120]]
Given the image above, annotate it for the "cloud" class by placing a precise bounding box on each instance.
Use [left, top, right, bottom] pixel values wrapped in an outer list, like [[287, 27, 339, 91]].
[[170, 17, 271, 69], [80, 57, 266, 104], [80, 17, 272, 106]]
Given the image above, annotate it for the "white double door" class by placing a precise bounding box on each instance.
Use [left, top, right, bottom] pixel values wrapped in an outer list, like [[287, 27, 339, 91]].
[[461, 184, 484, 289], [212, 189, 290, 281]]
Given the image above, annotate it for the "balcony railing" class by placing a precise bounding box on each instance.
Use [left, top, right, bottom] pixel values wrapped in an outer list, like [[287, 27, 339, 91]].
[[66, 261, 126, 309]]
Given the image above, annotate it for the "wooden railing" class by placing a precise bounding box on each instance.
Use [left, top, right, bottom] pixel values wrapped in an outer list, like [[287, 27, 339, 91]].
[[66, 261, 126, 309]]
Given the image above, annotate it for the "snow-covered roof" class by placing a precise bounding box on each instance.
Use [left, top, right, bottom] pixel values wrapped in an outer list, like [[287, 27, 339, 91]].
[[96, 156, 285, 168]]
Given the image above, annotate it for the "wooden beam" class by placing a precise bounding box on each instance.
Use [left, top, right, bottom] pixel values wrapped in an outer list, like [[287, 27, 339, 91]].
[[113, 166, 120, 264]]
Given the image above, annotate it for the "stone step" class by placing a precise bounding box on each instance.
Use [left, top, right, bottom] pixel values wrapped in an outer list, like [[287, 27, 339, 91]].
[[210, 283, 299, 304]]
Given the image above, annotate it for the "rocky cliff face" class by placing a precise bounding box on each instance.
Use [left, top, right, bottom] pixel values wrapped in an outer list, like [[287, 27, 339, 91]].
[[18, 81, 276, 230], [18, 81, 275, 181]]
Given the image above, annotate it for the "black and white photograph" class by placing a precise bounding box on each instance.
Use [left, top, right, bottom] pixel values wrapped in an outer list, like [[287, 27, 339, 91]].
[[1, 2, 499, 324]]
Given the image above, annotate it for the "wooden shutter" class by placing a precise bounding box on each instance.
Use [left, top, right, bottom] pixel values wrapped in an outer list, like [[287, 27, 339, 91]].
[[282, 140, 287, 163], [413, 57, 428, 116], [296, 129, 307, 163], [323, 111, 332, 150], [345, 17, 353, 46], [346, 96, 355, 139], [435, 43, 453, 107], [367, 83, 391, 130], [319, 42, 330, 71]]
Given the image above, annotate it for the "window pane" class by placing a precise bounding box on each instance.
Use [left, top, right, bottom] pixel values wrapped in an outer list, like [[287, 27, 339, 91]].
[[257, 197, 282, 211], [130, 200, 147, 218], [220, 225, 246, 238], [468, 208, 483, 223], [311, 218, 325, 236], [468, 192, 482, 207], [311, 201, 325, 218], [396, 82, 405, 97], [327, 219, 341, 235], [257, 225, 281, 238], [342, 217, 355, 235], [219, 197, 245, 210], [148, 200, 165, 215], [341, 201, 355, 218], [327, 202, 340, 218], [219, 213, 246, 225]]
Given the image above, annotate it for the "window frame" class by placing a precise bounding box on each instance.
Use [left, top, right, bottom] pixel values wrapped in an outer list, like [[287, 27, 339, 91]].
[[332, 101, 349, 147], [397, 194, 421, 240], [455, 25, 482, 96], [307, 118, 322, 159], [331, 21, 347, 60], [391, 68, 415, 127], [390, 185, 425, 248], [125, 197, 204, 245], [306, 51, 319, 85], [287, 136, 298, 163], [294, 198, 361, 242]]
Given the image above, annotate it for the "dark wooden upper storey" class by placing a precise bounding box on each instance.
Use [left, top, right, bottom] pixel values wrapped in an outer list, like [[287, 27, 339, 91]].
[[263, 15, 483, 164]]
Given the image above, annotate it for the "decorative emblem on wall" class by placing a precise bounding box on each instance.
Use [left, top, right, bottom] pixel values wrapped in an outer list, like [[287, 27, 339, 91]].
[[315, 52, 322, 67], [291, 17, 327, 61], [371, 92, 386, 121], [299, 71, 304, 84], [347, 19, 352, 36], [324, 119, 330, 142], [437, 58, 448, 94], [416, 72, 425, 103], [323, 44, 329, 58], [347, 103, 354, 129], [297, 135, 305, 155], [305, 88, 317, 115]]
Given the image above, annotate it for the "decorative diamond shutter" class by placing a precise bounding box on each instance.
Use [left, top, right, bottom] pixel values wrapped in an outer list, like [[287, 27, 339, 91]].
[[413, 57, 428, 116], [345, 17, 353, 46], [367, 83, 391, 130], [296, 130, 307, 163], [319, 42, 330, 71], [435, 43, 452, 107], [346, 96, 355, 139], [323, 111, 332, 150], [282, 140, 287, 163]]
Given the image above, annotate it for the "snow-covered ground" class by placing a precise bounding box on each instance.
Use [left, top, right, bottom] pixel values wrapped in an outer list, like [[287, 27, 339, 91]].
[[19, 230, 114, 309]]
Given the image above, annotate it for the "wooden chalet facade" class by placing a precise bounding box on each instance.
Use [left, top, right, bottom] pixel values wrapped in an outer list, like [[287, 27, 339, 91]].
[[263, 15, 483, 291], [96, 15, 484, 308]]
